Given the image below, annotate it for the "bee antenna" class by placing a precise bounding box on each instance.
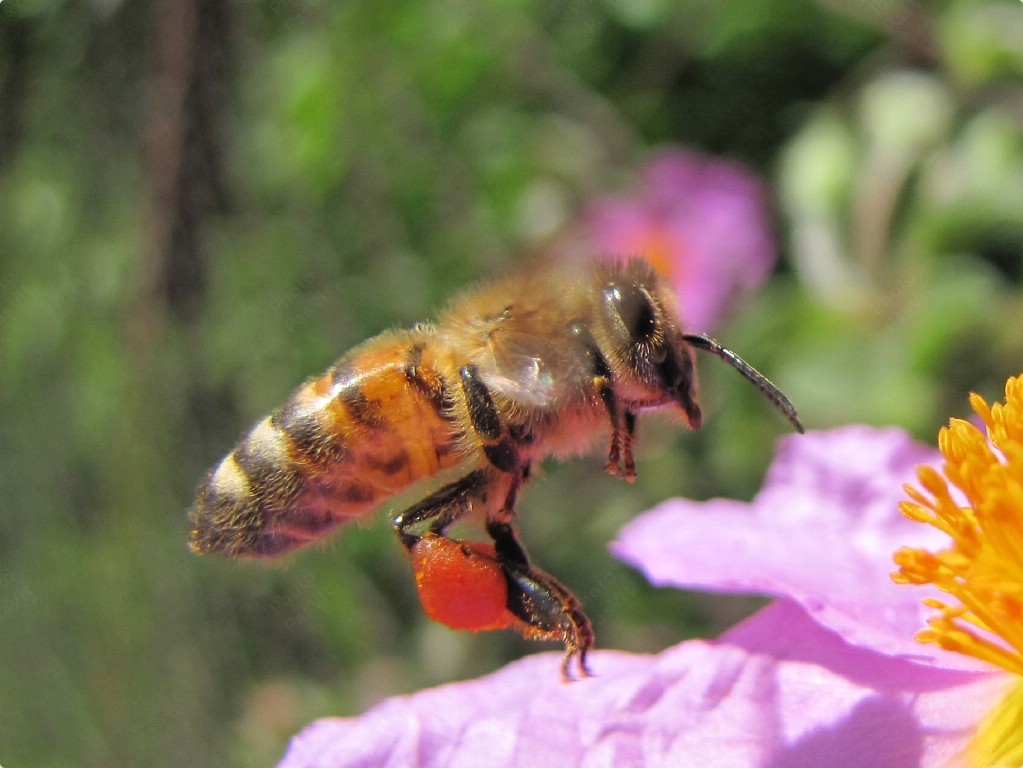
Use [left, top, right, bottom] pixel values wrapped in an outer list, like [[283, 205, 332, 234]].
[[683, 334, 804, 434]]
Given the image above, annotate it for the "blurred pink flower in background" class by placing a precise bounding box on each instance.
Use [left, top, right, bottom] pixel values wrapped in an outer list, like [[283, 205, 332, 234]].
[[277, 427, 1010, 768], [585, 149, 775, 332]]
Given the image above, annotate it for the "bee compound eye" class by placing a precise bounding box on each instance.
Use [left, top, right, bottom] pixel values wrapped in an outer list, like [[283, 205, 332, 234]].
[[602, 283, 656, 342]]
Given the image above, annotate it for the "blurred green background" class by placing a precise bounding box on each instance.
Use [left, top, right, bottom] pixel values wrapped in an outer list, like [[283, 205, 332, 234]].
[[2, 0, 1022, 765]]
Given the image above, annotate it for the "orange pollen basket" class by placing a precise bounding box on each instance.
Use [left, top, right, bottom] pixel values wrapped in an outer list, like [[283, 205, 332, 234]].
[[411, 536, 517, 632]]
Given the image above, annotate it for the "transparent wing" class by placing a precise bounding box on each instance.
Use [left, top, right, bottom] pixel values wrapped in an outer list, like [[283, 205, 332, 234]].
[[441, 275, 592, 411]]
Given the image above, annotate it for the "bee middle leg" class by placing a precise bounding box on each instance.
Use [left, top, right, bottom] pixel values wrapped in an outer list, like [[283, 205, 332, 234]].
[[392, 468, 490, 548]]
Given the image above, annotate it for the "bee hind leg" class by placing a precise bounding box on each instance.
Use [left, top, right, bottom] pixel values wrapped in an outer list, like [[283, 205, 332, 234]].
[[394, 469, 595, 679], [487, 519, 595, 680]]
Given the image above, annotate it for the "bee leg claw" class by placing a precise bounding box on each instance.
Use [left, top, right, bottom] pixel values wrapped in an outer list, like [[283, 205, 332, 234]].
[[566, 643, 593, 681]]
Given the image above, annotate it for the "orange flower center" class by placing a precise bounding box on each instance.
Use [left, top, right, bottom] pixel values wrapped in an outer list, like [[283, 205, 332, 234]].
[[634, 226, 683, 284]]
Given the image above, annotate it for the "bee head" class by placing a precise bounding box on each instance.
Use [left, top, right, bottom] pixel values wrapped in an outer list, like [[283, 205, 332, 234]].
[[595, 262, 702, 428]]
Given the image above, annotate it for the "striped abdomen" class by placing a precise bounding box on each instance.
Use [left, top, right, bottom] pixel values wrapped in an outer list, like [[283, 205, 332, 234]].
[[189, 333, 463, 556]]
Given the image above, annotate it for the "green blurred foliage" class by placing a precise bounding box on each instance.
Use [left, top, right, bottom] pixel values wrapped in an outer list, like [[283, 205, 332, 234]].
[[0, 0, 1021, 766]]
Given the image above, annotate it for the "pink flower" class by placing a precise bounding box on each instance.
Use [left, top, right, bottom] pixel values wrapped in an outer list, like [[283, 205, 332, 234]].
[[585, 149, 775, 332], [277, 427, 1010, 767], [279, 600, 999, 768]]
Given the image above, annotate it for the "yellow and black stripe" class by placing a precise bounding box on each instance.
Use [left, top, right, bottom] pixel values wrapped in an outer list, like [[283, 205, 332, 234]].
[[189, 332, 465, 556]]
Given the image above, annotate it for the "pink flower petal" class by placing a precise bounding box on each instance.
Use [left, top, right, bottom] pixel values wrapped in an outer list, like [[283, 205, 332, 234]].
[[612, 426, 981, 667], [278, 599, 1004, 768]]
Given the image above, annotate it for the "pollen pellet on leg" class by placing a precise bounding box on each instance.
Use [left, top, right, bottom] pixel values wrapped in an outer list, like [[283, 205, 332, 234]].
[[411, 536, 514, 631]]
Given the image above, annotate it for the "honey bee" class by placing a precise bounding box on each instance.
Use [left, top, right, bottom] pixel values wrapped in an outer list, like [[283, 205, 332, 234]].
[[189, 258, 802, 677]]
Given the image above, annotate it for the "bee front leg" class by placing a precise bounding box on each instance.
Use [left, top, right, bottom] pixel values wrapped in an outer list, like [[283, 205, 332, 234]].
[[580, 333, 637, 483], [621, 409, 637, 481], [596, 374, 638, 483]]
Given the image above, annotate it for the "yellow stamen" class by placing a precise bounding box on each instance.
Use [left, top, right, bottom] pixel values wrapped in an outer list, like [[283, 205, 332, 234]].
[[893, 374, 1023, 765]]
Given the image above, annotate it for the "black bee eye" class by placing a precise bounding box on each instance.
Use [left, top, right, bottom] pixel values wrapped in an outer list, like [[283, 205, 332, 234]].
[[602, 282, 657, 342]]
